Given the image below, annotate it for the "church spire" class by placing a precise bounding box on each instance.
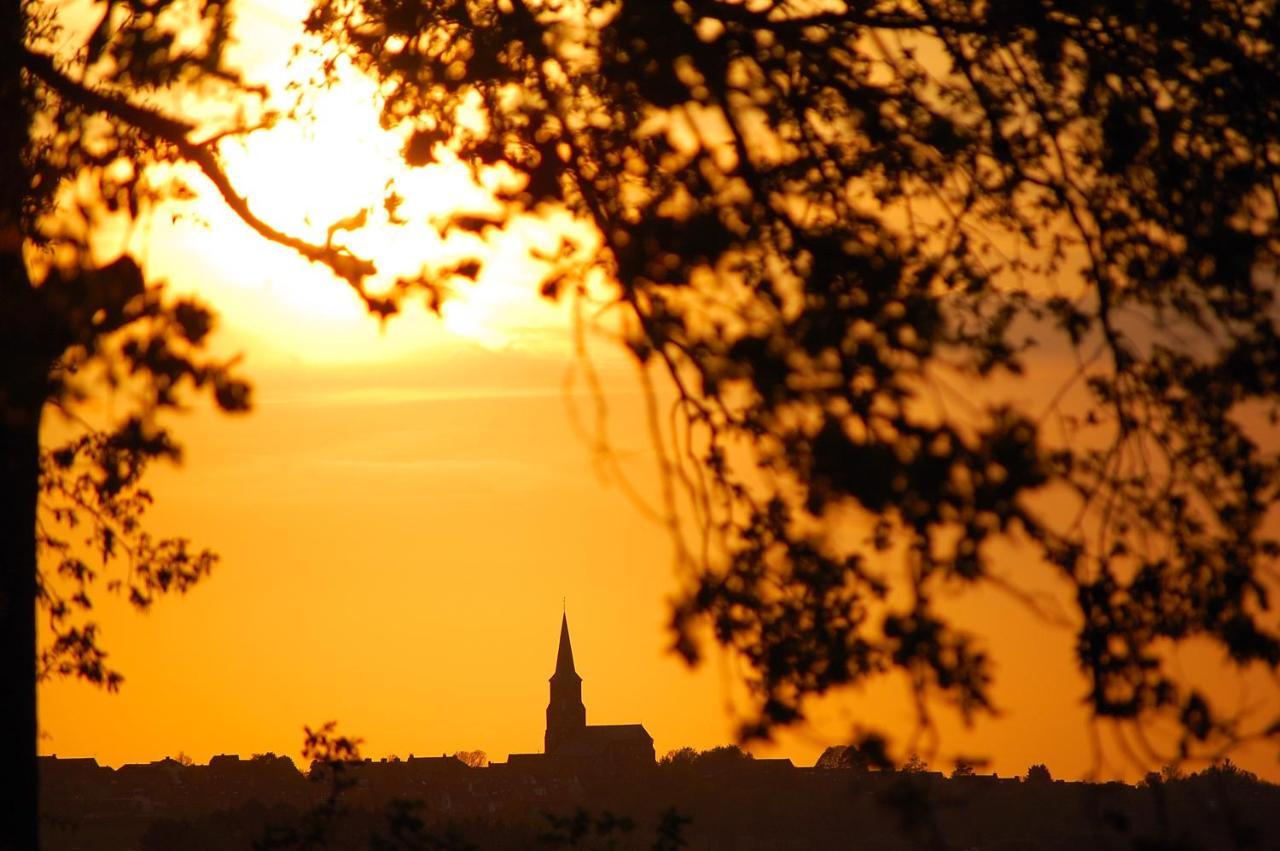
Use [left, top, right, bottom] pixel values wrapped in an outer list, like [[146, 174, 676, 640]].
[[546, 611, 586, 754], [554, 611, 578, 678]]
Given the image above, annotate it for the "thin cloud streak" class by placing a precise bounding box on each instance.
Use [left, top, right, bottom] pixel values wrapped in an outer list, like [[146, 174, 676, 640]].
[[257, 380, 644, 408], [310, 456, 542, 475]]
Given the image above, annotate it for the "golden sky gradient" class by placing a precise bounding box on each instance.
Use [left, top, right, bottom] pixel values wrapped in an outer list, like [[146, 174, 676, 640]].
[[35, 0, 1279, 782]]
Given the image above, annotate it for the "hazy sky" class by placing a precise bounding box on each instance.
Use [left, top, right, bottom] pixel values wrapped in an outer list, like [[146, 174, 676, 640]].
[[35, 0, 1279, 782]]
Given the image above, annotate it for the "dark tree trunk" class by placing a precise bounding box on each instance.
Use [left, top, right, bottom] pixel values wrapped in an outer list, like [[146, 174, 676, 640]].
[[0, 0, 39, 836], [0, 381, 41, 851], [0, 237, 51, 851]]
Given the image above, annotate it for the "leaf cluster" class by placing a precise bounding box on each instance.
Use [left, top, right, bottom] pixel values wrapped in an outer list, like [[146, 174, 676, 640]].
[[27, 254, 251, 689], [9, 0, 336, 691], [304, 0, 1280, 759]]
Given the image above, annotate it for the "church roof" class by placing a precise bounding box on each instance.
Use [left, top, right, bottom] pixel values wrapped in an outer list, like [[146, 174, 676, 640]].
[[556, 724, 655, 759], [553, 612, 579, 679], [579, 724, 653, 745]]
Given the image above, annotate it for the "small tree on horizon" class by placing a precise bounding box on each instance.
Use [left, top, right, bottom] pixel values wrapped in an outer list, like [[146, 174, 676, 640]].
[[1199, 758, 1260, 784], [1025, 764, 1053, 785], [901, 754, 929, 774], [659, 747, 699, 767], [690, 745, 753, 769]]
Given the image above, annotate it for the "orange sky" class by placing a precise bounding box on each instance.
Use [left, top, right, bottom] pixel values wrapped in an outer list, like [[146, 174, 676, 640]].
[[34, 0, 1280, 782]]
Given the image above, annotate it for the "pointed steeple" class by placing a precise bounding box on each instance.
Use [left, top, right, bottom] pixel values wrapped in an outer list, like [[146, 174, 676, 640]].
[[546, 610, 587, 753], [554, 612, 578, 678]]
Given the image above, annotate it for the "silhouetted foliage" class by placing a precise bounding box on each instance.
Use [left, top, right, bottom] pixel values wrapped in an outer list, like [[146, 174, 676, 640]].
[[658, 744, 758, 772], [901, 754, 929, 774], [3, 0, 403, 843], [1197, 758, 1259, 785], [12, 6, 1280, 851], [538, 810, 635, 851], [369, 800, 478, 851], [304, 0, 1280, 759], [1025, 763, 1053, 784], [255, 723, 364, 851], [452, 750, 489, 769], [649, 809, 689, 851], [815, 732, 895, 773], [657, 747, 698, 768], [686, 745, 752, 768]]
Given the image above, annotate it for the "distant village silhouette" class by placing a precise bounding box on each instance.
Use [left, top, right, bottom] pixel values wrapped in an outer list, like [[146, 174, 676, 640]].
[[40, 615, 1280, 850]]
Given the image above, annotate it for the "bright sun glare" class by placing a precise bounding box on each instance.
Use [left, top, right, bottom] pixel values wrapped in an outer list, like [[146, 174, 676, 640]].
[[137, 0, 577, 363]]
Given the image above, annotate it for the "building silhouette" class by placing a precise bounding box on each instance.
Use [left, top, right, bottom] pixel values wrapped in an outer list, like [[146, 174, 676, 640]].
[[539, 612, 654, 763]]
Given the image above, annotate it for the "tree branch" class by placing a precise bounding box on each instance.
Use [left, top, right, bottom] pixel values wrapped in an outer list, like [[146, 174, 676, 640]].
[[698, 1, 986, 35], [19, 48, 390, 308]]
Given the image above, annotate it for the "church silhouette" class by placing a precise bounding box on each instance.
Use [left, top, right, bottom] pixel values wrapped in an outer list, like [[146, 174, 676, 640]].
[[511, 613, 654, 764]]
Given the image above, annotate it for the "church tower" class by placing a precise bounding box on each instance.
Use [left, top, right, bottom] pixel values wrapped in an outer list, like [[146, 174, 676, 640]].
[[545, 612, 586, 754]]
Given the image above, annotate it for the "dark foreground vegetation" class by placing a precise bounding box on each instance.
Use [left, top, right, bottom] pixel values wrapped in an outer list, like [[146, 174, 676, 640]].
[[41, 751, 1280, 851]]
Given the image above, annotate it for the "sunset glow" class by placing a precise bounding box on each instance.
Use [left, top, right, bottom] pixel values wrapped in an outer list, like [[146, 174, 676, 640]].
[[29, 0, 1280, 795]]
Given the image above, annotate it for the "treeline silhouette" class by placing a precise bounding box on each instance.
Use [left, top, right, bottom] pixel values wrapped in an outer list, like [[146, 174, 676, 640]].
[[41, 745, 1280, 851]]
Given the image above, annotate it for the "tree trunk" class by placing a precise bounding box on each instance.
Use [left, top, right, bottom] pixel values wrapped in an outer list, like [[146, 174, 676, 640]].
[[0, 0, 37, 840], [1, 0, 52, 844], [0, 30, 39, 844], [0, 384, 40, 851], [0, 238, 49, 851]]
